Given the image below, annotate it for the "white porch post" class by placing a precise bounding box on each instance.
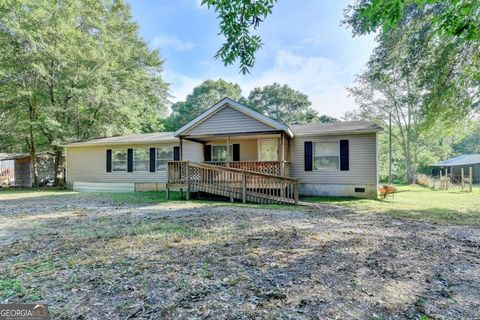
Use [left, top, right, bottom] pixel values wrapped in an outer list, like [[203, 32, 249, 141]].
[[280, 133, 285, 176], [179, 137, 183, 160], [226, 135, 231, 164]]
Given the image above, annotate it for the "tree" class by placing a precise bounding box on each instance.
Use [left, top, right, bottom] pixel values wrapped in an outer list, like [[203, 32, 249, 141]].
[[346, 1, 479, 123], [347, 5, 477, 183], [344, 0, 479, 41], [244, 83, 319, 125], [201, 0, 276, 74], [0, 0, 168, 186], [453, 119, 480, 154], [318, 115, 339, 123], [163, 79, 241, 131]]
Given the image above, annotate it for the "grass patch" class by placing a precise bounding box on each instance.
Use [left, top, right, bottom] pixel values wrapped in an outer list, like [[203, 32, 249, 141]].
[[0, 278, 42, 301], [131, 221, 202, 239], [90, 190, 300, 211], [304, 184, 480, 225], [0, 188, 74, 200]]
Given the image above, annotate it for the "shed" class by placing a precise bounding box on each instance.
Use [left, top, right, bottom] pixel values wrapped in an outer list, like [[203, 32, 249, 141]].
[[431, 154, 480, 183], [0, 152, 62, 187]]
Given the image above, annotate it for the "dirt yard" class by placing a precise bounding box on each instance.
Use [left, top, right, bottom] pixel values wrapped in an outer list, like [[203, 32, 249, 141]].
[[0, 191, 479, 319]]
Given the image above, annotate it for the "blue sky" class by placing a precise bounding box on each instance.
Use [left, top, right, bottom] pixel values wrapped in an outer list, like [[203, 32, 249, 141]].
[[128, 0, 377, 117]]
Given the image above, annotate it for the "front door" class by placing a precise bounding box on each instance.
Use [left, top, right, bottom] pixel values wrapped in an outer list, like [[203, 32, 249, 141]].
[[258, 139, 278, 161]]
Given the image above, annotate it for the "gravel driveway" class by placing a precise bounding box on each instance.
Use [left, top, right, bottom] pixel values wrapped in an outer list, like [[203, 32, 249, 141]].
[[0, 192, 479, 319]]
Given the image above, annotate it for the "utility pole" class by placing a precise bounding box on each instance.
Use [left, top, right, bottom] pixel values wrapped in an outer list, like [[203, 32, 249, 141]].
[[388, 112, 392, 185]]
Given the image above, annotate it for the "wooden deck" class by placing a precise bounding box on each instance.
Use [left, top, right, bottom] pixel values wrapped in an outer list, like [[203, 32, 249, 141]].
[[166, 161, 299, 205]]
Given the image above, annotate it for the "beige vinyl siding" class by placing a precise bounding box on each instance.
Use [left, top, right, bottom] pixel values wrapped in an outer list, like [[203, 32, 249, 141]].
[[185, 106, 275, 135], [66, 141, 200, 184], [182, 141, 203, 162], [290, 133, 378, 184]]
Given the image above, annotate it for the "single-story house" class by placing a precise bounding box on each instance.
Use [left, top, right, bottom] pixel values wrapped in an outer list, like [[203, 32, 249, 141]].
[[431, 154, 480, 183], [0, 152, 60, 187], [64, 98, 383, 201]]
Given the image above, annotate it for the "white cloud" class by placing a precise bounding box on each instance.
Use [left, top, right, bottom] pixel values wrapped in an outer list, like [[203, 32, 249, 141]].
[[231, 50, 358, 117], [166, 49, 361, 118], [164, 70, 203, 102], [151, 35, 194, 52]]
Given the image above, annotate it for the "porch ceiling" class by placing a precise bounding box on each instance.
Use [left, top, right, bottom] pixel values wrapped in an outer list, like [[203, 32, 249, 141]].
[[179, 131, 285, 143]]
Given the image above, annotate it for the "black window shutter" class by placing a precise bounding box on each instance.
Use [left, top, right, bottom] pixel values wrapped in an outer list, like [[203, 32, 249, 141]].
[[304, 141, 313, 171], [204, 144, 211, 162], [106, 149, 112, 172], [127, 148, 133, 172], [233, 144, 240, 161], [340, 140, 349, 171], [173, 146, 180, 161], [149, 148, 156, 172]]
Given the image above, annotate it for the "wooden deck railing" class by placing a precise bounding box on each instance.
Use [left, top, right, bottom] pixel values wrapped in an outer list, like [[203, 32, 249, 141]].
[[203, 161, 290, 177], [167, 161, 189, 185], [167, 161, 298, 205]]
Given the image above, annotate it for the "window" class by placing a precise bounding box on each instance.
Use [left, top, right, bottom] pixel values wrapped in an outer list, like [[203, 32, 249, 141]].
[[133, 149, 149, 171], [156, 146, 174, 171], [313, 141, 339, 170], [258, 139, 278, 161], [113, 150, 127, 171], [212, 145, 227, 162], [211, 145, 233, 162]]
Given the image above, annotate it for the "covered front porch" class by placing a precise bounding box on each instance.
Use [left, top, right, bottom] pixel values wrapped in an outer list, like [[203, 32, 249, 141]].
[[179, 132, 291, 177], [166, 98, 298, 204]]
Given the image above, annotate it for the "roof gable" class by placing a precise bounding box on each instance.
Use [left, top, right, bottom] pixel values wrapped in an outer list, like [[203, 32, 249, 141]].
[[175, 98, 293, 137]]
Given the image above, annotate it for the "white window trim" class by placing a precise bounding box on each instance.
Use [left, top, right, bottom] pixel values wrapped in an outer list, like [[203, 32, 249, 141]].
[[112, 149, 127, 172], [210, 144, 233, 162], [133, 148, 149, 172], [313, 140, 340, 171], [156, 146, 175, 171], [257, 138, 279, 161]]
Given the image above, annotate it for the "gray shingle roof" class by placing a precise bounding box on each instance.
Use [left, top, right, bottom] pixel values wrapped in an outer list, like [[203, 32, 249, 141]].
[[64, 121, 383, 147], [64, 132, 176, 147], [432, 154, 480, 167], [289, 121, 383, 135]]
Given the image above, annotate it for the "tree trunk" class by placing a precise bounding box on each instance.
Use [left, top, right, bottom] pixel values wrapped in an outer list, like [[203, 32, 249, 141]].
[[53, 147, 63, 187], [28, 105, 39, 188], [29, 140, 39, 188]]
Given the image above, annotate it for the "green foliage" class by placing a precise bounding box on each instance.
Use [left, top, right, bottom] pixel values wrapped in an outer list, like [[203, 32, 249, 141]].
[[163, 80, 334, 130], [201, 0, 277, 74], [0, 0, 168, 182], [346, 1, 479, 125], [453, 119, 480, 154], [163, 79, 241, 131], [345, 0, 480, 41], [347, 4, 477, 182], [244, 83, 320, 125], [317, 115, 339, 123]]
